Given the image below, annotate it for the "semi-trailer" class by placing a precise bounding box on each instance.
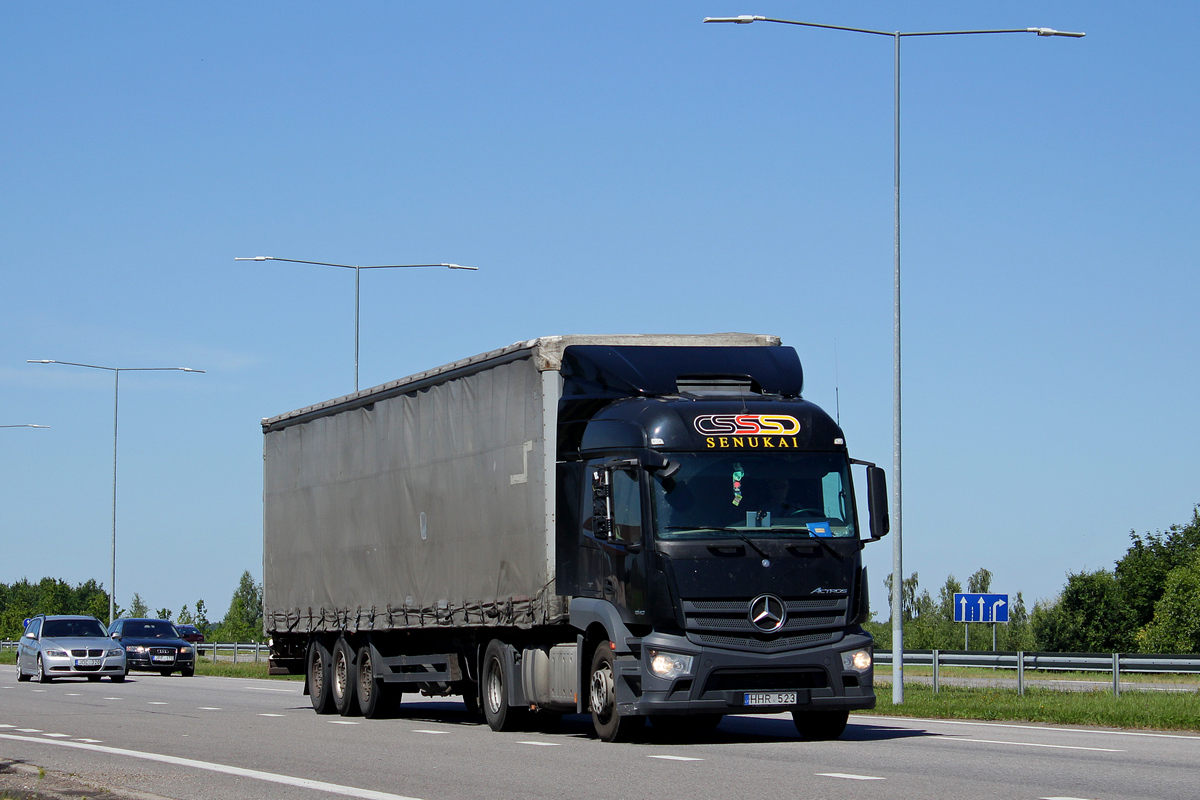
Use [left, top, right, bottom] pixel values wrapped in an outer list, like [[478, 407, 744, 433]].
[[263, 333, 889, 741]]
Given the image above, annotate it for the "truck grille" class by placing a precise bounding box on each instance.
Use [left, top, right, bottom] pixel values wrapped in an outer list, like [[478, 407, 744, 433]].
[[681, 596, 847, 652]]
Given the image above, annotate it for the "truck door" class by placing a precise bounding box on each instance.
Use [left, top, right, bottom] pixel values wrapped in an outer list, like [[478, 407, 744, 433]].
[[581, 463, 649, 624]]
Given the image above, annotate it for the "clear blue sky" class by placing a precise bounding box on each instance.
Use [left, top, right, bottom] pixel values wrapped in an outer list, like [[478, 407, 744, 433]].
[[2, 2, 1197, 621]]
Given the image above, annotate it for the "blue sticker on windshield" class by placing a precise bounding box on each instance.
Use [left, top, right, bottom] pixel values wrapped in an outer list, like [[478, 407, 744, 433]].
[[806, 521, 833, 537]]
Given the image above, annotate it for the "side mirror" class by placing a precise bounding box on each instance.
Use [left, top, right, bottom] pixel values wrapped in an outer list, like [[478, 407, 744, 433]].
[[24, 631, 36, 639], [866, 465, 890, 540], [110, 632, 121, 640], [592, 469, 614, 542]]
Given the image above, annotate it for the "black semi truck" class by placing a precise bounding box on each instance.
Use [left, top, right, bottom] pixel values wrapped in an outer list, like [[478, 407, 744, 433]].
[[262, 334, 888, 741]]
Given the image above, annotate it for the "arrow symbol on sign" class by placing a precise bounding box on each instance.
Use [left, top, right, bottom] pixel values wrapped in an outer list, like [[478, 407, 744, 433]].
[[977, 597, 985, 621], [959, 596, 967, 621], [992, 598, 1006, 621]]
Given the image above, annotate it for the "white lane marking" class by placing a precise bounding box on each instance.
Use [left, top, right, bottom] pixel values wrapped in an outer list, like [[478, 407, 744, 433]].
[[75, 739, 102, 743], [866, 715, 1200, 741], [42, 733, 70, 738], [258, 714, 285, 717], [817, 773, 885, 781], [66, 693, 81, 696], [1041, 797, 1096, 800], [104, 697, 122, 700], [517, 741, 561, 746], [148, 702, 168, 705], [0, 725, 14, 728], [32, 690, 46, 693], [648, 755, 704, 761], [16, 729, 41, 733], [198, 707, 221, 711], [243, 686, 298, 693], [411, 730, 447, 735], [0, 733, 426, 800], [946, 737, 1123, 753], [329, 720, 360, 725]]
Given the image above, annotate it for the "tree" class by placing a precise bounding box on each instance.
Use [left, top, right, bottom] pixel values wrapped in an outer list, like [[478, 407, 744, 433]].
[[1115, 507, 1200, 628], [129, 593, 149, 618], [194, 599, 209, 634], [176, 604, 194, 625], [213, 571, 264, 642], [1032, 569, 1135, 652], [937, 575, 963, 621], [882, 572, 920, 622], [1137, 552, 1200, 654], [155, 608, 173, 621], [967, 568, 993, 594]]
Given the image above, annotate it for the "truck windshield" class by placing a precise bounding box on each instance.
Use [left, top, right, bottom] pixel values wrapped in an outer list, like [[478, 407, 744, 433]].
[[651, 452, 856, 539]]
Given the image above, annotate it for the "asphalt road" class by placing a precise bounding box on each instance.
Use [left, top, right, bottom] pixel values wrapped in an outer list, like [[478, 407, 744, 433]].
[[1, 665, 1196, 800]]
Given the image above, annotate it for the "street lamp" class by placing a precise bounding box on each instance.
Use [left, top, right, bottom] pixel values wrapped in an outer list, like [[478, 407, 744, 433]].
[[704, 14, 1083, 703], [235, 256, 479, 392], [26, 360, 205, 625]]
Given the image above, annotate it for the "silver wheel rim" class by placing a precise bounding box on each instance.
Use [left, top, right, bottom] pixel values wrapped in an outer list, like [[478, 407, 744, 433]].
[[334, 650, 348, 700], [590, 663, 614, 723], [311, 650, 324, 697], [359, 653, 372, 704], [486, 658, 504, 715]]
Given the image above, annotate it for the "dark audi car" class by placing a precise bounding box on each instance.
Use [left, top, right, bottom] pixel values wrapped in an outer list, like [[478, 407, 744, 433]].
[[107, 618, 196, 677]]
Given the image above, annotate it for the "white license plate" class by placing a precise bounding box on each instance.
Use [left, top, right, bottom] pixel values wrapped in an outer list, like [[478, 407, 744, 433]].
[[744, 691, 797, 706], [152, 655, 174, 662], [74, 659, 101, 668]]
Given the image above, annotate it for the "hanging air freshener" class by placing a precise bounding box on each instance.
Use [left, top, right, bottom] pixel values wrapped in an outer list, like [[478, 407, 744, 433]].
[[732, 463, 744, 506]]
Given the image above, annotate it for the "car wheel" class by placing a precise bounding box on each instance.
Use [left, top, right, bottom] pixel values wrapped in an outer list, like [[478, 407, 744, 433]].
[[160, 669, 174, 677], [307, 639, 335, 714], [481, 639, 528, 732], [181, 667, 195, 677], [37, 655, 52, 684], [87, 676, 102, 682], [111, 672, 126, 683], [331, 638, 359, 717], [589, 643, 643, 742], [16, 656, 31, 683], [792, 709, 849, 740]]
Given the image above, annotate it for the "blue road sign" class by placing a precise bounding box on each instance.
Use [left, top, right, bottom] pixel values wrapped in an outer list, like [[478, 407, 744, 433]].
[[954, 593, 1009, 623]]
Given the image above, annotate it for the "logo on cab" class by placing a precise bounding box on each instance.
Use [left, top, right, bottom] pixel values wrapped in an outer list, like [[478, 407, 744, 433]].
[[693, 414, 801, 436]]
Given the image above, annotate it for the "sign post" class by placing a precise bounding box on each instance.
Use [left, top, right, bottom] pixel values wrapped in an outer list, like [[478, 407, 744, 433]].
[[953, 593, 1009, 650]]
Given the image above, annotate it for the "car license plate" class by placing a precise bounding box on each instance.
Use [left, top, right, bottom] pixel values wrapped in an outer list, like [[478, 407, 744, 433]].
[[744, 691, 797, 706], [152, 655, 174, 662], [75, 659, 101, 668]]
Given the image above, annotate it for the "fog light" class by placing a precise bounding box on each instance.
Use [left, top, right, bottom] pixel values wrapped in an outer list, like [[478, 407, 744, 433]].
[[840, 649, 872, 672], [648, 649, 695, 680]]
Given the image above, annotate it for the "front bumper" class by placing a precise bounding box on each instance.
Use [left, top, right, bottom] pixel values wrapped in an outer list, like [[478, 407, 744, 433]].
[[124, 648, 195, 671], [42, 652, 126, 677], [616, 631, 875, 716]]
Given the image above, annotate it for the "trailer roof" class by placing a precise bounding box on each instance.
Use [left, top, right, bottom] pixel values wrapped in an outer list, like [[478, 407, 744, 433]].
[[262, 333, 780, 431]]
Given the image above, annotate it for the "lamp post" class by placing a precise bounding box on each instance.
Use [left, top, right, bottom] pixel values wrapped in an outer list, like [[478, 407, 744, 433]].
[[235, 256, 479, 392], [703, 14, 1083, 704], [26, 360, 205, 625]]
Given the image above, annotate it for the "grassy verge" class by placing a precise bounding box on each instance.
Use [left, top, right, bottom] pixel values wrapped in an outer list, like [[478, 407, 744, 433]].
[[0, 652, 13, 666], [193, 659, 302, 680], [874, 664, 1200, 685], [864, 682, 1200, 732]]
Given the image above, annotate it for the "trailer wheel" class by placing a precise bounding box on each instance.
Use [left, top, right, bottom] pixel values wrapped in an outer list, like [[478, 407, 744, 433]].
[[792, 709, 849, 740], [481, 640, 526, 732], [356, 644, 393, 718], [589, 643, 643, 742], [307, 639, 335, 714], [332, 638, 360, 716]]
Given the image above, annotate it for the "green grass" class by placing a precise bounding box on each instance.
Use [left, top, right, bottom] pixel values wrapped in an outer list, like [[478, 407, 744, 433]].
[[864, 682, 1200, 732], [193, 658, 302, 680], [0, 652, 13, 666]]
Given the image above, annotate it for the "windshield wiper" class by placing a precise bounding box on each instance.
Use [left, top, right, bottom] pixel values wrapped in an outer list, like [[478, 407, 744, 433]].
[[663, 526, 771, 560]]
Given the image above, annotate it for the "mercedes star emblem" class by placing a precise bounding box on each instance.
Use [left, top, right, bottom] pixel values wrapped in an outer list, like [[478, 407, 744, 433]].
[[748, 593, 786, 633]]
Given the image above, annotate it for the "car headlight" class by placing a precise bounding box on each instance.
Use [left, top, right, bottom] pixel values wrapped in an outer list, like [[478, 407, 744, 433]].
[[45, 649, 68, 658], [126, 645, 146, 653], [180, 646, 193, 655], [107, 648, 123, 657], [647, 649, 695, 680], [840, 649, 872, 672]]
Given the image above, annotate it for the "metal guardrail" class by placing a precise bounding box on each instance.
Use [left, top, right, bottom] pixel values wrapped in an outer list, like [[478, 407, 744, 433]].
[[1, 639, 268, 664], [877, 649, 1200, 696]]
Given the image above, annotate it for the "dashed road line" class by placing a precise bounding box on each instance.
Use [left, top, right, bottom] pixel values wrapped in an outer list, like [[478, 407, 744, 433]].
[[817, 773, 885, 781], [648, 755, 703, 761], [75, 739, 102, 743], [517, 741, 561, 746], [258, 713, 285, 717], [244, 686, 297, 693], [0, 733, 425, 800], [16, 729, 41, 733], [148, 702, 168, 705], [411, 730, 446, 735], [41, 733, 70, 738], [198, 707, 221, 711], [329, 720, 360, 725]]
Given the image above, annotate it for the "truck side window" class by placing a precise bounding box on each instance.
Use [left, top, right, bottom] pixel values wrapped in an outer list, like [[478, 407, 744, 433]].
[[611, 469, 643, 546]]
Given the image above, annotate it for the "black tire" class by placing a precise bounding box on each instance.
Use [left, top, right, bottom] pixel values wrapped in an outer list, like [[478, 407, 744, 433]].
[[589, 643, 644, 742], [87, 676, 102, 683], [181, 667, 195, 678], [16, 661, 31, 682], [792, 709, 849, 740], [332, 638, 359, 717], [307, 639, 335, 714], [356, 644, 393, 718], [111, 672, 126, 683], [481, 639, 526, 732], [650, 713, 723, 738], [37, 655, 52, 684], [160, 669, 174, 677]]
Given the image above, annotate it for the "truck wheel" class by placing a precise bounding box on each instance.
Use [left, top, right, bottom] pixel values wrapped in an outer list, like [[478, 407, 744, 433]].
[[332, 638, 360, 716], [481, 640, 526, 732], [307, 639, 335, 714], [589, 644, 644, 742], [356, 644, 391, 718], [792, 709, 849, 740]]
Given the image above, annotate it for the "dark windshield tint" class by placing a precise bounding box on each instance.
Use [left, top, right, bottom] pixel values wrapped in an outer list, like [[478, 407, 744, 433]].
[[125, 621, 180, 639], [41, 618, 107, 638], [652, 452, 857, 539]]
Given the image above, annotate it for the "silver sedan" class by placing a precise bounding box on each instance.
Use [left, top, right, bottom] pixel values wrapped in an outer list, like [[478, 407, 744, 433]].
[[16, 615, 127, 683]]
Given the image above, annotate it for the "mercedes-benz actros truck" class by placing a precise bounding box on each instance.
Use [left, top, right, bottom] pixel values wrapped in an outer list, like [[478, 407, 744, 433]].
[[263, 333, 888, 741]]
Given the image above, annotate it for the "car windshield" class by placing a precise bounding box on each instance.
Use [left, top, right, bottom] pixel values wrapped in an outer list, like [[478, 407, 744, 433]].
[[126, 621, 180, 639], [651, 452, 857, 539], [41, 619, 106, 638]]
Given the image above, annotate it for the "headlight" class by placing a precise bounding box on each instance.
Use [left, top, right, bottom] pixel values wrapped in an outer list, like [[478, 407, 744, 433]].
[[647, 649, 695, 680], [126, 645, 146, 654], [180, 646, 193, 655], [840, 649, 872, 672], [45, 649, 68, 658], [107, 648, 123, 657]]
